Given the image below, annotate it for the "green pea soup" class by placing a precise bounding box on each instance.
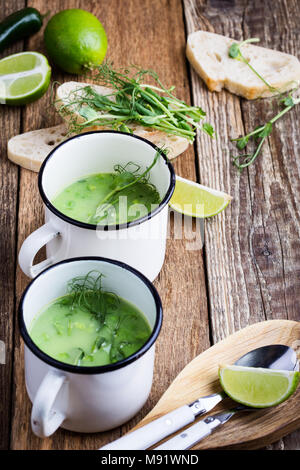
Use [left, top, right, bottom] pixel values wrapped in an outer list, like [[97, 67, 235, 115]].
[[29, 277, 152, 367], [52, 170, 161, 225]]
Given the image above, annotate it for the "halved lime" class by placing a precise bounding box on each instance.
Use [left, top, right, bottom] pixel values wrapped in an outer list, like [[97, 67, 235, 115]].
[[219, 364, 300, 408], [0, 52, 51, 105], [169, 175, 232, 218]]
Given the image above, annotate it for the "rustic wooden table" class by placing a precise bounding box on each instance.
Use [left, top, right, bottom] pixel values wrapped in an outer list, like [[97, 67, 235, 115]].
[[1, 0, 299, 451]]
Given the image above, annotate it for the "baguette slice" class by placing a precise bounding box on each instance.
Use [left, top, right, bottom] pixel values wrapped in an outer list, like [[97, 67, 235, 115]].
[[186, 31, 300, 99], [7, 124, 69, 172], [7, 82, 190, 172], [55, 81, 189, 158]]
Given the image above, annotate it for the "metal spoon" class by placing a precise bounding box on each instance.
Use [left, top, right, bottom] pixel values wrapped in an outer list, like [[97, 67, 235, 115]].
[[100, 344, 298, 450], [155, 345, 299, 450]]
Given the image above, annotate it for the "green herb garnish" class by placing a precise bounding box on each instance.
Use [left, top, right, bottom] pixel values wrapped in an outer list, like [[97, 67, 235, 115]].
[[109, 343, 125, 363], [56, 271, 121, 364], [91, 335, 106, 354], [34, 270, 151, 368], [73, 348, 85, 366], [228, 38, 300, 170], [228, 38, 278, 94], [56, 63, 214, 141], [91, 149, 161, 224], [59, 271, 119, 326], [53, 319, 64, 336], [232, 91, 300, 171]]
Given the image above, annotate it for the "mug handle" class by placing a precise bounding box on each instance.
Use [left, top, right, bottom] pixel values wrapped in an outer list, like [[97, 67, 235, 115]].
[[18, 222, 60, 278], [31, 369, 67, 438]]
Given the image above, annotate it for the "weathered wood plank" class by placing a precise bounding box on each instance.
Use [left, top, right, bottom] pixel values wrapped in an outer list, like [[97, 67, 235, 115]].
[[239, 0, 300, 450], [240, 0, 300, 323], [184, 0, 300, 449], [0, 0, 25, 450], [184, 0, 258, 339], [10, 0, 210, 449]]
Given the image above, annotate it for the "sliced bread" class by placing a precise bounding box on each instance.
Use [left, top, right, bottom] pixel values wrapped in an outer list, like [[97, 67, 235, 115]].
[[7, 124, 68, 172], [186, 31, 300, 99], [7, 82, 190, 172]]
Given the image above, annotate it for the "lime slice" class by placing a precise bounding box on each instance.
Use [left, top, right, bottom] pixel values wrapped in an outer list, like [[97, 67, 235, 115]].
[[0, 52, 51, 105], [169, 175, 232, 218], [219, 364, 300, 408]]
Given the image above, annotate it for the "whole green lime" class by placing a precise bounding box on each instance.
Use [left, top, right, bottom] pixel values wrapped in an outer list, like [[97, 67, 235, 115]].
[[44, 9, 107, 74]]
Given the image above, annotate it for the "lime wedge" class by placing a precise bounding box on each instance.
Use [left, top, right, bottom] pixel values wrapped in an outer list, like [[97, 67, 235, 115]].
[[169, 175, 232, 218], [219, 364, 300, 408], [0, 52, 51, 105]]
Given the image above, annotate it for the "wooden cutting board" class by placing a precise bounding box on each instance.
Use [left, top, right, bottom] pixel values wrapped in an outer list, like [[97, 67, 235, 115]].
[[133, 320, 300, 450]]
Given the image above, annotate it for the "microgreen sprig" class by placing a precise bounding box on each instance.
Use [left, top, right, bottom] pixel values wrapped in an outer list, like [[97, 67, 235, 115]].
[[55, 271, 145, 366], [60, 270, 119, 324], [228, 38, 300, 170], [55, 63, 214, 141], [232, 92, 300, 170], [91, 149, 161, 224], [229, 38, 278, 94]]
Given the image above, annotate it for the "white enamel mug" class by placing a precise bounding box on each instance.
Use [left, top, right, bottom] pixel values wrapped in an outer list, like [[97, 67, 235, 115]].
[[18, 131, 175, 281], [18, 257, 163, 438]]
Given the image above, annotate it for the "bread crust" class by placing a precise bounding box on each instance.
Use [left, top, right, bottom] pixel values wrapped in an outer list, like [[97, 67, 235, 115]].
[[7, 81, 190, 171], [186, 31, 300, 100]]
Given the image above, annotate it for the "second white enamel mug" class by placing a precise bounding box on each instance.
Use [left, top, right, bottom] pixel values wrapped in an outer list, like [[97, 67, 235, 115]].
[[18, 257, 163, 437], [18, 131, 175, 281]]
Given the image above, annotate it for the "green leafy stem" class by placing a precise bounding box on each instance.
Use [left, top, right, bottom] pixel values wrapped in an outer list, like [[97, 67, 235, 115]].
[[228, 38, 278, 94], [228, 38, 300, 170], [90, 149, 161, 224], [232, 94, 300, 170], [56, 63, 215, 141]]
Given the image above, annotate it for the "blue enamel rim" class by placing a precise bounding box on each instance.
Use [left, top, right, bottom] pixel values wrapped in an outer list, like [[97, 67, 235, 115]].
[[38, 130, 176, 231], [18, 257, 163, 374]]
